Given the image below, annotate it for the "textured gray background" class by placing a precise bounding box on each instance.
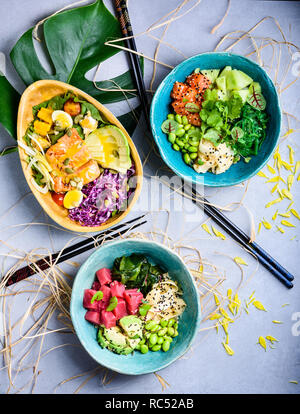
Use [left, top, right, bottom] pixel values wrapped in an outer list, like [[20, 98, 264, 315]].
[[0, 0, 299, 394]]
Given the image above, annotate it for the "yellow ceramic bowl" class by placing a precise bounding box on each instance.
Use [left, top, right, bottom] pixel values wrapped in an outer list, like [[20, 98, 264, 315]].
[[17, 80, 143, 232]]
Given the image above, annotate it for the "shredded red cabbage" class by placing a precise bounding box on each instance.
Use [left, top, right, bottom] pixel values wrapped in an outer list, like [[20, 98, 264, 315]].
[[68, 165, 136, 227]]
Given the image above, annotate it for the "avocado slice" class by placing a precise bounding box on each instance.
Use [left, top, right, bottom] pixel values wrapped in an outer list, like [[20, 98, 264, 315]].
[[85, 126, 131, 174], [97, 328, 109, 349], [119, 315, 143, 339], [103, 326, 134, 354], [226, 69, 253, 91]]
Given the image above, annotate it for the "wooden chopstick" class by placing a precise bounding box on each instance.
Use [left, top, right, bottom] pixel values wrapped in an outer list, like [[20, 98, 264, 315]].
[[113, 0, 294, 288], [6, 215, 146, 286]]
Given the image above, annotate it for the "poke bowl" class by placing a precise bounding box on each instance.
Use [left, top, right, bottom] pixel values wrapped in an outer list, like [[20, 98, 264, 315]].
[[150, 52, 281, 187], [17, 80, 143, 232], [70, 238, 201, 375]]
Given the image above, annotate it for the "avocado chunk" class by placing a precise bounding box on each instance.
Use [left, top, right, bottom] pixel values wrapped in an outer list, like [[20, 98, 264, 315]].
[[85, 125, 131, 174], [119, 315, 143, 339]]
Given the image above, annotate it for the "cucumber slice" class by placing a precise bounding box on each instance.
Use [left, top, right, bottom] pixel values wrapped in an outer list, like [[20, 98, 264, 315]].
[[201, 69, 220, 83], [226, 69, 253, 90]]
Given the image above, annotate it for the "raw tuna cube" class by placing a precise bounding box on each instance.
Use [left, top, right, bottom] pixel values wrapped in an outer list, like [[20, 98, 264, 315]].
[[96, 268, 112, 285], [124, 289, 143, 315], [101, 310, 116, 328], [110, 280, 125, 298], [85, 310, 100, 325], [113, 298, 128, 320], [97, 300, 109, 311], [92, 281, 100, 291], [99, 285, 111, 302], [83, 289, 98, 311]]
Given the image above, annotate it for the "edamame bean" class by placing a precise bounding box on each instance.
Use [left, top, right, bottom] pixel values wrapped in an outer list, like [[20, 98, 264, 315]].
[[140, 338, 146, 345], [135, 344, 141, 351], [172, 144, 180, 151], [168, 133, 176, 144], [167, 114, 175, 120], [140, 344, 149, 354], [182, 149, 187, 153], [173, 330, 179, 337], [183, 153, 191, 165], [168, 319, 175, 327], [144, 332, 151, 339], [175, 114, 182, 124], [175, 139, 184, 148], [182, 115, 188, 125], [163, 335, 173, 342], [160, 319, 168, 328], [162, 341, 171, 352], [167, 327, 175, 337], [190, 152, 198, 160], [157, 328, 168, 337], [145, 321, 156, 331], [151, 344, 162, 352], [188, 146, 198, 153], [151, 324, 159, 332], [184, 124, 191, 131], [149, 333, 158, 346], [175, 128, 185, 137], [174, 322, 178, 330], [157, 337, 164, 345], [184, 143, 190, 150]]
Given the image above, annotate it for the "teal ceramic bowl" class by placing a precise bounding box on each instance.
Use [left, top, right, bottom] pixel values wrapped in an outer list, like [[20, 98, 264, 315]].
[[150, 52, 281, 187], [70, 239, 201, 375]]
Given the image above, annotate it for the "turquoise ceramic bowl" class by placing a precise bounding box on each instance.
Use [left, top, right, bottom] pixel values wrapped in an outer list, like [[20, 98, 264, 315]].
[[70, 239, 201, 375], [150, 52, 281, 187]]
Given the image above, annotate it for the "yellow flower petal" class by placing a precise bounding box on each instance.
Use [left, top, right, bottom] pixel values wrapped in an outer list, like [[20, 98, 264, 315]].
[[258, 336, 267, 351], [252, 300, 267, 311], [267, 164, 276, 174], [281, 188, 293, 200], [294, 161, 300, 175], [234, 257, 248, 266], [287, 175, 294, 191], [257, 171, 268, 178], [276, 226, 285, 233], [287, 145, 294, 164], [201, 223, 212, 235], [211, 226, 226, 240], [272, 210, 278, 220], [262, 219, 272, 229], [281, 220, 295, 227], [271, 183, 278, 194], [265, 198, 282, 208], [258, 222, 262, 233], [281, 161, 293, 171], [214, 294, 220, 306], [266, 335, 278, 344], [222, 342, 234, 356], [290, 209, 300, 220], [272, 320, 283, 324], [279, 212, 291, 218]]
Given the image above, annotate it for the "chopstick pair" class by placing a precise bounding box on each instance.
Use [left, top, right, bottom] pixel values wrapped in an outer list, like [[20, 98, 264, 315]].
[[113, 1, 294, 288], [6, 215, 147, 286]]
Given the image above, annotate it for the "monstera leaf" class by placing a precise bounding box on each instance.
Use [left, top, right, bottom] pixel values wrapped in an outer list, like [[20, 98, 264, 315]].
[[0, 0, 141, 152]]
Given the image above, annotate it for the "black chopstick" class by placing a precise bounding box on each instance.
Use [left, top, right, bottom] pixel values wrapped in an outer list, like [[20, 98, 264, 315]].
[[6, 215, 146, 286], [114, 0, 151, 130], [113, 1, 294, 288]]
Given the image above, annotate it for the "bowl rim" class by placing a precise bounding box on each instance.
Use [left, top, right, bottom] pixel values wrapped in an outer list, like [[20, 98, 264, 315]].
[[70, 238, 202, 375], [150, 51, 281, 187]]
